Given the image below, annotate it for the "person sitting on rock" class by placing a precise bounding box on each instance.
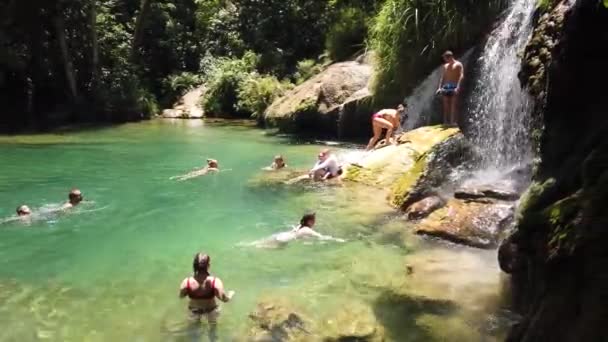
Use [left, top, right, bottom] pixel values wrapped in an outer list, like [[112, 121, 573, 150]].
[[173, 158, 220, 181], [267, 155, 287, 170], [309, 149, 342, 181], [61, 189, 84, 210], [365, 103, 407, 151], [179, 253, 234, 341]]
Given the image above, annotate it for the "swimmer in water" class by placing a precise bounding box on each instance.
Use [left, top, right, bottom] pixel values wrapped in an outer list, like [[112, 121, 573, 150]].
[[61, 189, 83, 210], [173, 159, 220, 181], [16, 205, 32, 217], [253, 213, 345, 248], [268, 155, 287, 170], [309, 149, 342, 181], [179, 253, 234, 341]]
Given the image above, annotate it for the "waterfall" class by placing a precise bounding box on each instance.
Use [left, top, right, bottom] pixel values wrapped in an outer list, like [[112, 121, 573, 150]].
[[466, 0, 536, 170]]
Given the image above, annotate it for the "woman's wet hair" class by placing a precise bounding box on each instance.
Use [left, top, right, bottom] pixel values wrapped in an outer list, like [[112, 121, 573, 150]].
[[192, 253, 211, 275], [69, 189, 82, 203], [300, 212, 316, 226]]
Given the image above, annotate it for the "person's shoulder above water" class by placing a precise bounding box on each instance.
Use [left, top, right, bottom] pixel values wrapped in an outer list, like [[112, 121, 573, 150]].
[[61, 188, 83, 210]]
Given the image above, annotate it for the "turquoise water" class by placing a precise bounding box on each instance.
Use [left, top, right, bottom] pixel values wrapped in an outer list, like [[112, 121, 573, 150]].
[[0, 120, 507, 341]]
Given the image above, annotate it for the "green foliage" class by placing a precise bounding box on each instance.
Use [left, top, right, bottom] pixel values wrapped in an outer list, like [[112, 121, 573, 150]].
[[326, 6, 370, 61], [236, 74, 293, 118], [199, 52, 259, 116], [165, 72, 204, 96], [369, 0, 506, 105], [293, 59, 324, 85]]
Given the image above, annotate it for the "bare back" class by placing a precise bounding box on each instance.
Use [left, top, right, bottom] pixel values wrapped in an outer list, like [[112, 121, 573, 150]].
[[441, 61, 463, 85], [377, 109, 400, 126]]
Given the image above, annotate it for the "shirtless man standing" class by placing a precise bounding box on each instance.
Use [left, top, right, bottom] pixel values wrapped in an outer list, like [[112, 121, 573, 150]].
[[436, 51, 464, 126]]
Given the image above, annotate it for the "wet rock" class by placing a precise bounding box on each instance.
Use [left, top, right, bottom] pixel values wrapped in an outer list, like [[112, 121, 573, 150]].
[[344, 126, 470, 210], [161, 86, 205, 119], [414, 199, 515, 248], [247, 300, 312, 342], [264, 57, 372, 136], [321, 302, 384, 342], [405, 196, 446, 220], [455, 179, 521, 201]]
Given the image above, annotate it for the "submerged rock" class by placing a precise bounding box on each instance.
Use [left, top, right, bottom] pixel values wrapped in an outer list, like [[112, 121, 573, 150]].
[[264, 59, 372, 136], [414, 199, 515, 249], [247, 299, 313, 342], [405, 196, 446, 220], [321, 301, 385, 342]]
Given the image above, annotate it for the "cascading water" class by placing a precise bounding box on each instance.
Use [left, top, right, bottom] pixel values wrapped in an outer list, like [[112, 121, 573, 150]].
[[467, 0, 536, 170]]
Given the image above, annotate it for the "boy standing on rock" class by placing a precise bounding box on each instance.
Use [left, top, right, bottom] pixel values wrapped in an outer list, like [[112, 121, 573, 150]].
[[436, 51, 464, 126]]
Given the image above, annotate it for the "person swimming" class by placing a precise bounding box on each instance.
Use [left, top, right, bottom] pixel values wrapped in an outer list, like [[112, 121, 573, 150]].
[[179, 253, 234, 341], [173, 158, 220, 181], [309, 149, 342, 181], [16, 205, 31, 217], [61, 189, 83, 210], [268, 155, 287, 170], [250, 212, 345, 248]]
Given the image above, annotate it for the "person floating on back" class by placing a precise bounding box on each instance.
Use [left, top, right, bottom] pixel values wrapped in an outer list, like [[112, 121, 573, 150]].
[[436, 51, 464, 126], [309, 149, 342, 181], [179, 253, 234, 341], [365, 103, 407, 151], [61, 189, 83, 210], [172, 158, 220, 181]]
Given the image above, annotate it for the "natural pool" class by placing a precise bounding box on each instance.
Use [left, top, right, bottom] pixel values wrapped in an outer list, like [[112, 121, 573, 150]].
[[0, 120, 510, 341]]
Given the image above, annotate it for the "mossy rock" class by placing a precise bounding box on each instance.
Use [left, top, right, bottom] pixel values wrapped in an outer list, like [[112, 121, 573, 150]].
[[343, 125, 460, 193]]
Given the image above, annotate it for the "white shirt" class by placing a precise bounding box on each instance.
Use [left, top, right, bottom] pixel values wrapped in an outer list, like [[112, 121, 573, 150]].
[[310, 155, 340, 176]]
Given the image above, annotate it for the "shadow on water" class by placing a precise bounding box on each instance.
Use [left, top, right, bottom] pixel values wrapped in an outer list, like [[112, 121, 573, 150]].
[[372, 289, 458, 341]]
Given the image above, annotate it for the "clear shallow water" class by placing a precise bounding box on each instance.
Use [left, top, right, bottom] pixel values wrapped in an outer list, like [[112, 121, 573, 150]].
[[0, 120, 508, 341]]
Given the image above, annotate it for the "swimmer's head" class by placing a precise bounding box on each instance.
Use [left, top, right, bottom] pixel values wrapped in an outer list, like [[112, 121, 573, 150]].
[[300, 212, 316, 227], [207, 159, 219, 168], [193, 253, 211, 275], [16, 205, 31, 216], [274, 155, 285, 168], [68, 189, 83, 205]]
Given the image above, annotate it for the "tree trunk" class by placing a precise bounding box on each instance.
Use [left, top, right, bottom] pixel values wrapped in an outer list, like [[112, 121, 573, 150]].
[[53, 15, 79, 102], [89, 0, 99, 92], [131, 0, 152, 61]]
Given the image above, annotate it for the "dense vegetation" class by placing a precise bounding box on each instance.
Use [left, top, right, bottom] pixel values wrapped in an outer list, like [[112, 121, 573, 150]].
[[0, 0, 505, 131]]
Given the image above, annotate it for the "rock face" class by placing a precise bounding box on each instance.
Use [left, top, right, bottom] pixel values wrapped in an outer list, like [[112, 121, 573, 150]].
[[161, 86, 205, 119], [504, 0, 608, 341], [344, 125, 466, 209], [264, 59, 372, 137], [405, 196, 445, 220], [415, 199, 514, 248]]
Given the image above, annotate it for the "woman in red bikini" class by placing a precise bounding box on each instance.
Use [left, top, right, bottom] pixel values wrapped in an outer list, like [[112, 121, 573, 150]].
[[365, 103, 407, 151], [179, 253, 234, 340]]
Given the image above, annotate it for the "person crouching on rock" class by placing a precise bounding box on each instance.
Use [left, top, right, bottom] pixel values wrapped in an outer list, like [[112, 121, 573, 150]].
[[179, 253, 234, 341], [309, 149, 342, 181], [173, 158, 220, 181], [365, 103, 407, 151]]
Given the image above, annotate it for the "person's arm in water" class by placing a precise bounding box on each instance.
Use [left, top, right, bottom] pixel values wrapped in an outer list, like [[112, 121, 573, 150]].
[[455, 62, 464, 94], [297, 227, 345, 242], [310, 159, 330, 174], [213, 277, 234, 303]]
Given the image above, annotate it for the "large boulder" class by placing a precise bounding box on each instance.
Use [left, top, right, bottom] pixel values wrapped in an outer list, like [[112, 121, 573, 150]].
[[321, 301, 385, 342], [264, 60, 372, 136], [414, 199, 515, 248], [343, 126, 468, 209], [161, 86, 205, 119]]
